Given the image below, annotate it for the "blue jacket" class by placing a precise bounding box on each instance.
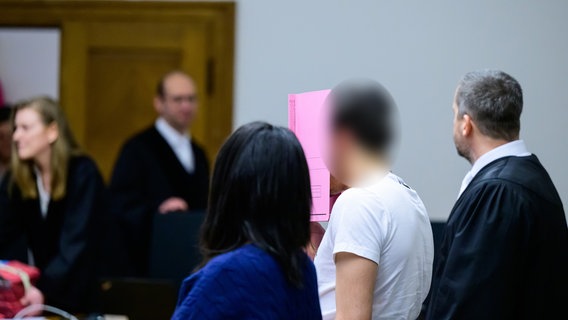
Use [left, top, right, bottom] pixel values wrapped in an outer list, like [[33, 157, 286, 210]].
[[172, 244, 322, 319]]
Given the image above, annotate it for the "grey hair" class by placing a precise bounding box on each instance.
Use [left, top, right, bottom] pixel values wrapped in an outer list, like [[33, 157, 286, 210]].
[[456, 70, 523, 141]]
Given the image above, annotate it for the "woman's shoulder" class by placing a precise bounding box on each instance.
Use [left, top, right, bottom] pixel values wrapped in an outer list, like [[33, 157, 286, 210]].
[[67, 155, 105, 189], [188, 245, 316, 290], [68, 155, 102, 175], [175, 245, 294, 319], [180, 245, 277, 297], [205, 244, 278, 275]]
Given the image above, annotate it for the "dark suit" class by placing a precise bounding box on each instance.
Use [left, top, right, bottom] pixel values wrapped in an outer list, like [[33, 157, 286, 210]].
[[108, 126, 209, 276], [424, 155, 568, 319], [0, 155, 106, 312]]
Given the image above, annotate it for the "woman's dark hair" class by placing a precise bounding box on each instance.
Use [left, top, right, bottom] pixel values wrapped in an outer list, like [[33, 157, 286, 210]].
[[200, 121, 312, 287]]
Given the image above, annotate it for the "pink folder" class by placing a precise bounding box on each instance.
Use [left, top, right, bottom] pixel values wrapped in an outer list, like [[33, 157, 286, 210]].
[[289, 89, 331, 222]]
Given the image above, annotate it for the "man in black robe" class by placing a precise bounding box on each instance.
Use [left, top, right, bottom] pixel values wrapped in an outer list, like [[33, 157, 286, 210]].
[[109, 71, 209, 276], [423, 70, 568, 319]]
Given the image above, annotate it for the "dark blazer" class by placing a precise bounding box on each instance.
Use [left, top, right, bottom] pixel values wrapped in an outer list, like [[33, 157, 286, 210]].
[[0, 155, 106, 312], [108, 126, 209, 276], [424, 155, 568, 320]]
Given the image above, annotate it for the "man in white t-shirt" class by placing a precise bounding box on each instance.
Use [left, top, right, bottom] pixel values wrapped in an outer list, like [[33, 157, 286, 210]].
[[314, 79, 434, 320]]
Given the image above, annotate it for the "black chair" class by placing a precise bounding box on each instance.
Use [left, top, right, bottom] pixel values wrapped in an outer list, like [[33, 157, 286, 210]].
[[148, 210, 206, 285], [96, 211, 204, 320], [97, 277, 177, 320]]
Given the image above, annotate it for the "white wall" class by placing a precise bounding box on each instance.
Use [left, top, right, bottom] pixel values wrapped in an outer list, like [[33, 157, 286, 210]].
[[0, 28, 60, 103], [234, 0, 568, 221]]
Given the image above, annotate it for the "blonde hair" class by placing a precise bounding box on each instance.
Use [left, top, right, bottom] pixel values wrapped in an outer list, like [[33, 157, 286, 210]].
[[10, 97, 81, 200]]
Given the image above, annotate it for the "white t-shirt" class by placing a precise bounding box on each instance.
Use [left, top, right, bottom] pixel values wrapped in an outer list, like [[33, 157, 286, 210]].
[[314, 172, 434, 320]]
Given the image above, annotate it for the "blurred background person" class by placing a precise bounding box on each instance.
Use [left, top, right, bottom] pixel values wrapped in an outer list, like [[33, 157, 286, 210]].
[[172, 122, 321, 319], [109, 70, 210, 277], [0, 106, 11, 183], [0, 97, 106, 313]]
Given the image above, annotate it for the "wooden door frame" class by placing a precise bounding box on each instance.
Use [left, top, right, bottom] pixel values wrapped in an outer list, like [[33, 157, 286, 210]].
[[0, 0, 235, 156]]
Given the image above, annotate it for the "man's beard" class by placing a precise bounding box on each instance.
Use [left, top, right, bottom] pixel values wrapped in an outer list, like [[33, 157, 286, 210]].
[[454, 137, 473, 164]]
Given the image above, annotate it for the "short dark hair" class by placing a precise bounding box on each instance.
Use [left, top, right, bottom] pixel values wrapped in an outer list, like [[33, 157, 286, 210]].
[[0, 106, 11, 123], [200, 121, 312, 287], [456, 70, 523, 141], [330, 79, 397, 153]]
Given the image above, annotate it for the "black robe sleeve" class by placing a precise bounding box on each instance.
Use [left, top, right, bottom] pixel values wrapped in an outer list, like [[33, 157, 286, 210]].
[[37, 158, 105, 311], [0, 176, 27, 262], [191, 143, 210, 210], [425, 181, 532, 319], [108, 141, 156, 275]]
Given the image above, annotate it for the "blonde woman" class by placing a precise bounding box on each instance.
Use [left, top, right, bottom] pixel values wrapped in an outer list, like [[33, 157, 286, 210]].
[[0, 97, 106, 312]]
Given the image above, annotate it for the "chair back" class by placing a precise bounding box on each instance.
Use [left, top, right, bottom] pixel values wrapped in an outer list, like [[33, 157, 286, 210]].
[[148, 211, 206, 284]]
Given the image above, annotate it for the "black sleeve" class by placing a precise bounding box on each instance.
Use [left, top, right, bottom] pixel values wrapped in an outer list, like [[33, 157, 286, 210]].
[[108, 141, 155, 274], [109, 140, 156, 221], [38, 159, 105, 310], [425, 182, 530, 320], [0, 176, 27, 262], [195, 146, 210, 210]]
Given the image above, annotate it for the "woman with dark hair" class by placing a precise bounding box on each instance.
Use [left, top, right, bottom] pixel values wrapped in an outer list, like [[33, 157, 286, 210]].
[[172, 122, 321, 319]]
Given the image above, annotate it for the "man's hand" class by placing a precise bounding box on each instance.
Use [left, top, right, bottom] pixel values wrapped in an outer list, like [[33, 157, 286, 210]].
[[306, 222, 326, 260], [20, 285, 44, 315], [335, 252, 378, 320], [158, 197, 189, 214]]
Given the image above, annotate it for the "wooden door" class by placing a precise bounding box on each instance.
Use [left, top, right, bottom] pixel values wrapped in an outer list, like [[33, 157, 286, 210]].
[[63, 20, 210, 179], [0, 1, 235, 180]]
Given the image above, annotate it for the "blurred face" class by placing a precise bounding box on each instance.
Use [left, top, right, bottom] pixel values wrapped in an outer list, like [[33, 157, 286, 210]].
[[330, 174, 347, 195], [154, 74, 198, 133], [0, 121, 11, 164], [13, 108, 58, 161], [328, 126, 353, 185], [452, 90, 472, 162]]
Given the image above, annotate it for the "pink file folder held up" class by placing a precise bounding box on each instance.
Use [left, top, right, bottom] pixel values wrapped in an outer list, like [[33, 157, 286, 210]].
[[288, 89, 331, 222]]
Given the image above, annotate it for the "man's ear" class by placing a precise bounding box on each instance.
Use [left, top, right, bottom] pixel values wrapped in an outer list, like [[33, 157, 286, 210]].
[[153, 96, 163, 114], [462, 114, 473, 137]]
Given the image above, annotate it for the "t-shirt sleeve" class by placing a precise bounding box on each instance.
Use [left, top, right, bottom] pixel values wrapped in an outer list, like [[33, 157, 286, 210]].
[[330, 190, 389, 265]]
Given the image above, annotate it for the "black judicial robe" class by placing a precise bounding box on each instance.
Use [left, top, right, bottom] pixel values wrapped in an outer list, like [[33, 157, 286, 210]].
[[108, 126, 209, 276], [424, 155, 568, 320], [0, 156, 106, 312]]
